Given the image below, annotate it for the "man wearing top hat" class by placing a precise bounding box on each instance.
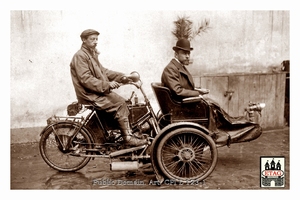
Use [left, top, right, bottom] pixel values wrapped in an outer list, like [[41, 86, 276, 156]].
[[70, 29, 148, 146]]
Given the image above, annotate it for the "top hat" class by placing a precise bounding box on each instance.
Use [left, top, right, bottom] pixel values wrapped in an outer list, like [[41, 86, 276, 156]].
[[80, 29, 100, 39], [172, 38, 193, 52]]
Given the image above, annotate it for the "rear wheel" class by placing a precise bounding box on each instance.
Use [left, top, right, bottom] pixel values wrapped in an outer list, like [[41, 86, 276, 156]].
[[39, 122, 92, 172], [155, 127, 217, 183]]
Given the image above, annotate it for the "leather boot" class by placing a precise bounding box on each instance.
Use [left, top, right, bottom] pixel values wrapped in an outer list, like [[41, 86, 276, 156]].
[[118, 118, 148, 146]]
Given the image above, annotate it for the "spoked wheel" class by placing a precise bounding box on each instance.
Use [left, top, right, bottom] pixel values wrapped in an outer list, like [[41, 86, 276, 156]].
[[39, 122, 92, 172], [155, 127, 217, 183]]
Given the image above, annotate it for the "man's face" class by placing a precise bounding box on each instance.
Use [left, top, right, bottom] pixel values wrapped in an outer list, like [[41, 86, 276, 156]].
[[176, 49, 191, 66], [83, 34, 98, 49]]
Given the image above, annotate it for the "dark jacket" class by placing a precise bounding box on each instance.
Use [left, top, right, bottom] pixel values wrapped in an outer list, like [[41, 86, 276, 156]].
[[70, 44, 125, 110], [161, 58, 199, 99], [161, 58, 258, 144]]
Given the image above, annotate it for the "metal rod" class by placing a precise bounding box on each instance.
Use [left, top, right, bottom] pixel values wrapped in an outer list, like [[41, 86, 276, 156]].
[[109, 145, 146, 157]]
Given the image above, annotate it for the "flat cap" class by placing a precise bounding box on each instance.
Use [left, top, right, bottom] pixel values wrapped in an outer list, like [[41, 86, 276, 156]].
[[80, 29, 100, 39]]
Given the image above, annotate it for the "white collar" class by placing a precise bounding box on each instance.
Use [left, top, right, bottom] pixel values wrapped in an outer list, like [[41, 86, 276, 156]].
[[174, 57, 186, 67]]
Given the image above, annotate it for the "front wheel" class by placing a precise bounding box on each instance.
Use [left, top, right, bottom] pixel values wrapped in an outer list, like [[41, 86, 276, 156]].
[[39, 122, 92, 172], [155, 127, 217, 183]]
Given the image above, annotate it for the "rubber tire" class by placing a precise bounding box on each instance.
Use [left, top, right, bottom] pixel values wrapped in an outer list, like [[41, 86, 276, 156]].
[[155, 127, 217, 183], [39, 122, 92, 172]]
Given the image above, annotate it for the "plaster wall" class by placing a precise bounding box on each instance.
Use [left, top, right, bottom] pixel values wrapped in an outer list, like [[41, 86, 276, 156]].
[[10, 10, 289, 128]]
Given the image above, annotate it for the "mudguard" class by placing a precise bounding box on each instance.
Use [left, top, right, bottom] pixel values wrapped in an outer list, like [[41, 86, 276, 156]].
[[39, 120, 95, 144]]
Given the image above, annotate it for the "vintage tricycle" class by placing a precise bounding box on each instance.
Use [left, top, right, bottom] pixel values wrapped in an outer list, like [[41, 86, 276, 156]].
[[39, 72, 265, 184]]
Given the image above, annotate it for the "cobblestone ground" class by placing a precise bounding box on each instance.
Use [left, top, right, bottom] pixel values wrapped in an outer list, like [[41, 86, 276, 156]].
[[10, 128, 290, 190]]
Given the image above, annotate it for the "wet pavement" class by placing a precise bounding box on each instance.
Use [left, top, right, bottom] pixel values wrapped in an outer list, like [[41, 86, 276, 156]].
[[10, 128, 290, 190]]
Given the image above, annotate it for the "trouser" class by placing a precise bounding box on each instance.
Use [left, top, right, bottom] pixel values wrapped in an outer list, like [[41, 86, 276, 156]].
[[104, 100, 148, 146], [86, 93, 147, 146], [91, 92, 131, 135], [104, 101, 131, 135], [113, 103, 132, 136]]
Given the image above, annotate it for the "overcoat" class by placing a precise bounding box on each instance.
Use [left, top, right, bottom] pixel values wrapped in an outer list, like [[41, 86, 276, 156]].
[[161, 58, 199, 99], [70, 44, 126, 111], [161, 58, 255, 140]]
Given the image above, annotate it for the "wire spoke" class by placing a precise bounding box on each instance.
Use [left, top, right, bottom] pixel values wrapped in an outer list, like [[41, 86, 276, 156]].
[[160, 130, 215, 180]]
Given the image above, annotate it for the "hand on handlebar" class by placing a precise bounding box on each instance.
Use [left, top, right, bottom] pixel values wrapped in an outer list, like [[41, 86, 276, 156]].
[[117, 72, 141, 89], [120, 76, 133, 84], [120, 72, 140, 84], [109, 81, 121, 89]]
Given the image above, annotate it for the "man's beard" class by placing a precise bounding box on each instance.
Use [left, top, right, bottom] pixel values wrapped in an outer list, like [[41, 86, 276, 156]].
[[181, 60, 190, 65]]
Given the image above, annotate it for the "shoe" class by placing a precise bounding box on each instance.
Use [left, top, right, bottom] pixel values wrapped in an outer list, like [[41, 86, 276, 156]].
[[133, 131, 146, 139], [118, 118, 149, 146], [123, 135, 148, 146]]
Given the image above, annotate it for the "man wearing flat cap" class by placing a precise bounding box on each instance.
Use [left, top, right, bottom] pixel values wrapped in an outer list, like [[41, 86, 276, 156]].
[[70, 29, 148, 146]]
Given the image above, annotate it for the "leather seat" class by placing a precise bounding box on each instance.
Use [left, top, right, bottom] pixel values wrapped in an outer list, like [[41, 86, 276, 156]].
[[151, 82, 210, 126]]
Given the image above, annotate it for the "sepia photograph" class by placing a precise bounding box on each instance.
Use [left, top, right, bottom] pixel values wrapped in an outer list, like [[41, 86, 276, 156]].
[[6, 0, 298, 198]]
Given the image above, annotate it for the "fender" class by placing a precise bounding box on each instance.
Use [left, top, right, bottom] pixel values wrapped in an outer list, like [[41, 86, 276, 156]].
[[150, 121, 212, 184], [154, 121, 211, 145], [151, 121, 212, 157], [39, 121, 95, 144]]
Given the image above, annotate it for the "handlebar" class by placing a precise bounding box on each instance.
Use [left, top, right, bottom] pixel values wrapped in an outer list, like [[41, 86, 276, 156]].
[[114, 71, 142, 89], [117, 80, 142, 89]]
